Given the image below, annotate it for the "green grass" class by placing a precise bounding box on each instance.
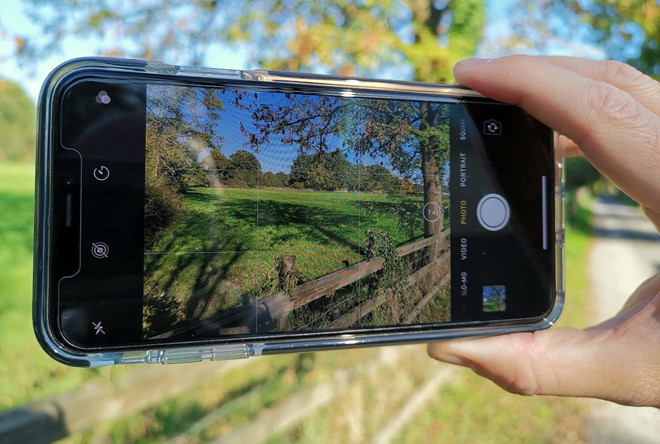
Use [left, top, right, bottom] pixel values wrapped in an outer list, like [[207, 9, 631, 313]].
[[0, 163, 117, 410], [389, 190, 594, 443], [145, 187, 428, 329], [100, 191, 594, 443], [0, 163, 594, 442]]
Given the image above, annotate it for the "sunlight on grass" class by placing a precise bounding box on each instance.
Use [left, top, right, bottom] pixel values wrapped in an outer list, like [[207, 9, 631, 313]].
[[0, 163, 120, 410], [2, 163, 593, 442], [144, 186, 427, 332]]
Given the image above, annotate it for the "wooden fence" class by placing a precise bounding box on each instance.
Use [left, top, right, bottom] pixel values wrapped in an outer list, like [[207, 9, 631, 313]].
[[0, 231, 451, 443], [159, 229, 450, 337]]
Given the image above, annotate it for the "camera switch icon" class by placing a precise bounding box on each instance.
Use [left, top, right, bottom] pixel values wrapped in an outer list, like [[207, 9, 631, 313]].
[[483, 119, 502, 136]]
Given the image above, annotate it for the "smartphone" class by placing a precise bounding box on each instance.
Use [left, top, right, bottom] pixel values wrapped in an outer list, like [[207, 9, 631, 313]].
[[34, 58, 564, 367]]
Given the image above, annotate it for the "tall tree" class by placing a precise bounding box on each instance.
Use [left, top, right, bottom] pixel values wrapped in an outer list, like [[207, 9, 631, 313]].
[[226, 149, 262, 188], [7, 0, 484, 82], [146, 85, 225, 191], [242, 92, 449, 257], [289, 150, 353, 191], [499, 0, 659, 76]]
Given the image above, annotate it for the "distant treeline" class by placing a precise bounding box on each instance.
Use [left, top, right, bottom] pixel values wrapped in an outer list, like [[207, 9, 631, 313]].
[[194, 149, 419, 194], [0, 79, 36, 163]]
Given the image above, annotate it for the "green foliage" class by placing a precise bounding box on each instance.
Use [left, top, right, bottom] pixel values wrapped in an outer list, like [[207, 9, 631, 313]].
[[146, 85, 224, 192], [362, 164, 397, 193], [0, 79, 35, 163], [260, 171, 285, 188], [564, 156, 602, 192], [226, 150, 262, 187], [509, 0, 659, 75], [275, 172, 290, 185], [10, 0, 485, 82], [225, 176, 249, 189], [362, 229, 409, 324], [208, 150, 230, 173], [290, 150, 355, 191], [143, 291, 182, 338], [144, 175, 184, 248], [574, 0, 659, 75]]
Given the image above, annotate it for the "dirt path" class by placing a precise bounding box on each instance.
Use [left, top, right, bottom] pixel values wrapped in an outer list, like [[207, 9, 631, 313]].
[[587, 196, 660, 444]]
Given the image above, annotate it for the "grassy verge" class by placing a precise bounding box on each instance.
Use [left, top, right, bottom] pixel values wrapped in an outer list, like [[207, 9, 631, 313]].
[[0, 164, 125, 410], [2, 161, 593, 441], [85, 192, 594, 443], [388, 190, 594, 443], [144, 186, 434, 333]]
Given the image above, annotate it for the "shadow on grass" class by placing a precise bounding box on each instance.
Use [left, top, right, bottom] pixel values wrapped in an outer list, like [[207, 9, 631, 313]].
[[144, 189, 435, 336], [221, 194, 366, 251]]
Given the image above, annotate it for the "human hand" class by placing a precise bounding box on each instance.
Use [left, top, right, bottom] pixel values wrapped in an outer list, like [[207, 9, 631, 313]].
[[428, 56, 660, 407]]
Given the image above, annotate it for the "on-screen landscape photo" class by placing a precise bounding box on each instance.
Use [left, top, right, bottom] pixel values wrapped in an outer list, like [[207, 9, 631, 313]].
[[143, 84, 452, 338]]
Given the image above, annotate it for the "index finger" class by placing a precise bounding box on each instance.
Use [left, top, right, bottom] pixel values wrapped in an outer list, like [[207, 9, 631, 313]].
[[454, 56, 660, 213]]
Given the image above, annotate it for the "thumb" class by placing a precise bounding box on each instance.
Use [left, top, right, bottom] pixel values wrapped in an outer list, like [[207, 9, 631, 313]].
[[427, 328, 644, 404]]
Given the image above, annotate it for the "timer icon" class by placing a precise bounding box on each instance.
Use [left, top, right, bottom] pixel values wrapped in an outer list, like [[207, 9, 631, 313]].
[[93, 166, 110, 181]]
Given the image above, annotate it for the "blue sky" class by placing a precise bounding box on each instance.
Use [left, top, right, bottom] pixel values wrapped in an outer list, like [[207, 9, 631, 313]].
[[0, 0, 607, 103], [149, 84, 415, 175]]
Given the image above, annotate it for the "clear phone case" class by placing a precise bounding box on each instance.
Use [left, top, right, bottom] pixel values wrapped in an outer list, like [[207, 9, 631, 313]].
[[34, 57, 565, 367]]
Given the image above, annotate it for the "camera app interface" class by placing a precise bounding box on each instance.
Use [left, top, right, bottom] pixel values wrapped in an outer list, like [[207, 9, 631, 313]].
[[141, 85, 553, 340], [55, 78, 553, 347]]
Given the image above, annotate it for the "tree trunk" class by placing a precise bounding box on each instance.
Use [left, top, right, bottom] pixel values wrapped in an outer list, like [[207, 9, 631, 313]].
[[419, 102, 442, 264]]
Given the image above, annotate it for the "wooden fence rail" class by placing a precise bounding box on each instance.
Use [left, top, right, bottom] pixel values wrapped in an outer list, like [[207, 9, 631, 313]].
[[328, 251, 448, 329], [0, 360, 249, 444], [0, 233, 451, 443], [160, 229, 449, 337]]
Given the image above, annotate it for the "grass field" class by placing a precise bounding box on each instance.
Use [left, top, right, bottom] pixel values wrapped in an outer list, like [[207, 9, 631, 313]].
[[144, 186, 430, 333], [1, 162, 594, 442], [0, 163, 116, 410], [88, 208, 592, 443]]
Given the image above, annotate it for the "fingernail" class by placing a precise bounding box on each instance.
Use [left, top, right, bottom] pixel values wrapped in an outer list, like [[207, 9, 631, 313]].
[[432, 352, 470, 367], [455, 58, 492, 69], [428, 344, 471, 367]]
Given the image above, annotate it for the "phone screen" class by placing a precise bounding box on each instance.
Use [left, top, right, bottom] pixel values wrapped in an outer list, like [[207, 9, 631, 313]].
[[52, 76, 554, 348]]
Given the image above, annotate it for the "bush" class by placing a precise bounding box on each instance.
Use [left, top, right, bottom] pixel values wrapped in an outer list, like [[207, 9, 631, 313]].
[[260, 171, 285, 188], [225, 177, 249, 188], [144, 177, 184, 248]]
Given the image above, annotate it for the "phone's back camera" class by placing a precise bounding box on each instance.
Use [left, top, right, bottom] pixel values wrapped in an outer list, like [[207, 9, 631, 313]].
[[95, 90, 111, 105]]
